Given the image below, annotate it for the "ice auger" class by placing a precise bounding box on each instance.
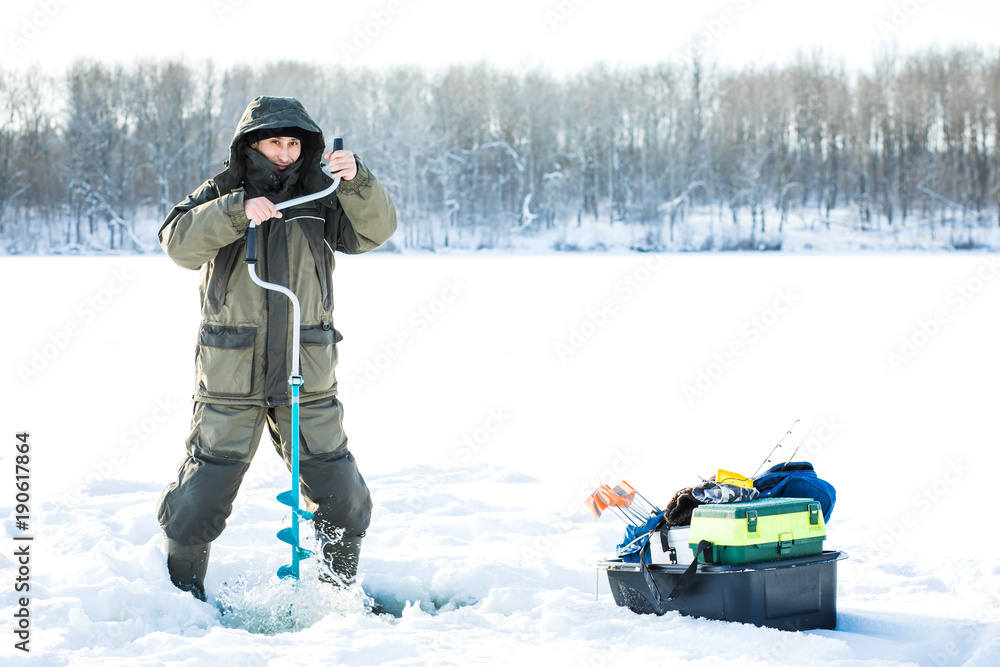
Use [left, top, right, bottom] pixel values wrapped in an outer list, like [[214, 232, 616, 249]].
[[244, 137, 344, 579]]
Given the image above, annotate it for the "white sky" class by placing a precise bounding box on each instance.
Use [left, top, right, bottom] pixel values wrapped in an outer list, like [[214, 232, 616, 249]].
[[4, 0, 1000, 75]]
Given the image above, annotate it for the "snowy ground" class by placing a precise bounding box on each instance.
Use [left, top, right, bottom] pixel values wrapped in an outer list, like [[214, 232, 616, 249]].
[[2, 252, 999, 666]]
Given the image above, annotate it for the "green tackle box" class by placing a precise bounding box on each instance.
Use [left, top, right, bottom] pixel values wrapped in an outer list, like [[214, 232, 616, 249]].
[[689, 497, 826, 565]]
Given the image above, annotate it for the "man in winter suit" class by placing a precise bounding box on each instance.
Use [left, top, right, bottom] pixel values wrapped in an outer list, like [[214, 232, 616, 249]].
[[157, 96, 396, 600]]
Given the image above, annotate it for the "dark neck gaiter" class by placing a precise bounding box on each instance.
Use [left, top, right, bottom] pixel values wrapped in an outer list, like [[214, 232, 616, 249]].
[[242, 145, 304, 203]]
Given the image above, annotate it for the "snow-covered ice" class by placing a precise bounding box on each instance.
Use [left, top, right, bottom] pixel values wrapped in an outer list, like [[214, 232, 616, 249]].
[[2, 252, 999, 666]]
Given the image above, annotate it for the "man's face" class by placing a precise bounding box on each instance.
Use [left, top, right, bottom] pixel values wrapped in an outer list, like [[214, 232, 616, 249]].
[[251, 136, 302, 171]]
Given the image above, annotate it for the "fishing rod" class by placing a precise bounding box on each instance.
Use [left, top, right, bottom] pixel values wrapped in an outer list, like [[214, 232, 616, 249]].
[[782, 425, 814, 467], [750, 419, 799, 479]]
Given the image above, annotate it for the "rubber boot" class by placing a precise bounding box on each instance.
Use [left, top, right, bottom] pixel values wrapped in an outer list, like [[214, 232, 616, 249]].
[[165, 538, 211, 601], [317, 530, 363, 586]]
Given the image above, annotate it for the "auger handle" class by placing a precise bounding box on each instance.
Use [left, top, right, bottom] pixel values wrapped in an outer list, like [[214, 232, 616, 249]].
[[244, 136, 344, 264], [245, 223, 258, 264]]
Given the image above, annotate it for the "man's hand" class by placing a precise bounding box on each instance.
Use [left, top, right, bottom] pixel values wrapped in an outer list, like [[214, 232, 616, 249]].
[[325, 149, 357, 182], [244, 196, 282, 224]]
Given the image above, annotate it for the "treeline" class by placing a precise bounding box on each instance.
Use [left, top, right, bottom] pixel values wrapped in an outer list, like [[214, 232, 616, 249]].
[[1, 49, 998, 253]]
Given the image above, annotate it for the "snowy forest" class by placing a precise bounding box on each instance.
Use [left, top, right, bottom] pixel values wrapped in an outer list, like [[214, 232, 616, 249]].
[[1, 47, 999, 253]]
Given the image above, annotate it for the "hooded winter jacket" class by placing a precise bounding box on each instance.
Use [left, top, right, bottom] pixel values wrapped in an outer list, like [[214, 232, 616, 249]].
[[158, 96, 397, 407]]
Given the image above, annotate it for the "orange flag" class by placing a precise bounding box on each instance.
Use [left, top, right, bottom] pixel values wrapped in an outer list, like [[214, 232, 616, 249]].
[[599, 484, 632, 508], [618, 481, 638, 497], [585, 490, 608, 520], [612, 483, 636, 503]]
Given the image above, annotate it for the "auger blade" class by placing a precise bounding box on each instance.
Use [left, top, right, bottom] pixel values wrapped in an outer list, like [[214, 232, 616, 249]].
[[277, 546, 314, 580], [277, 491, 316, 519], [277, 527, 298, 547]]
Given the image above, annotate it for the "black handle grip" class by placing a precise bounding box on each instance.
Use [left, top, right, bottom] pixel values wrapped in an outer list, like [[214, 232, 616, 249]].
[[245, 224, 257, 264], [333, 137, 344, 152]]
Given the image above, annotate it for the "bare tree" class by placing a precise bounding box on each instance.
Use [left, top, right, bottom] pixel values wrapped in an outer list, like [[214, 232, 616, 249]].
[[2, 49, 1000, 253]]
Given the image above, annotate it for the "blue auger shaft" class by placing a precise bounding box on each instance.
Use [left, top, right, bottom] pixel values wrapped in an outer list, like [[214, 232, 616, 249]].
[[275, 376, 314, 579], [289, 376, 302, 578]]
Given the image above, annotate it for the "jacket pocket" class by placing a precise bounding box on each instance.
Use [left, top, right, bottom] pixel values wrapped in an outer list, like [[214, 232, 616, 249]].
[[300, 325, 342, 394], [196, 324, 257, 397]]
